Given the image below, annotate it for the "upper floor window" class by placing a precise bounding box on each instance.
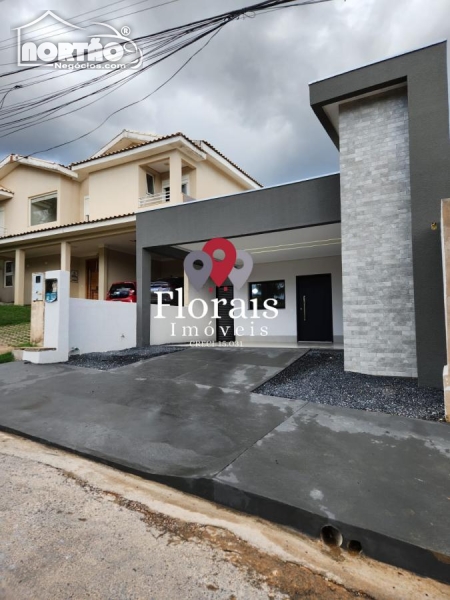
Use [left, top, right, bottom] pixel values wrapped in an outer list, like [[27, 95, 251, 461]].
[[146, 173, 155, 195], [4, 261, 13, 288], [30, 193, 57, 226]]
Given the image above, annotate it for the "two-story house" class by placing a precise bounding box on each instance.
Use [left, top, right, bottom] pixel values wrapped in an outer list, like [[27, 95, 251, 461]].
[[0, 130, 261, 304]]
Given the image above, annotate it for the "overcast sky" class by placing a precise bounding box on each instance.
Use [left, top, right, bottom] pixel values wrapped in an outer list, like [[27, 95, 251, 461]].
[[0, 0, 449, 186]]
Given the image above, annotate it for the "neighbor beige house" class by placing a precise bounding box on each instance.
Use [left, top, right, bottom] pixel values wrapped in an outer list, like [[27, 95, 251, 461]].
[[0, 130, 261, 304]]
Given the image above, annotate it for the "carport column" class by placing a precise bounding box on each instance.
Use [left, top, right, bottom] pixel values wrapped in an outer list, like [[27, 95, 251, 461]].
[[60, 241, 71, 272], [137, 248, 151, 346], [169, 152, 182, 204], [14, 248, 25, 306], [98, 245, 108, 301]]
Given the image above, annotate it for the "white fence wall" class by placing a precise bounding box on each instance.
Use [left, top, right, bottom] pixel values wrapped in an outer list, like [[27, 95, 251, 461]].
[[69, 299, 214, 354], [69, 299, 136, 354]]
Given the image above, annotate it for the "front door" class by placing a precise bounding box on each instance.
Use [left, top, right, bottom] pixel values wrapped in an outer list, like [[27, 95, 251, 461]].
[[86, 258, 99, 300], [296, 274, 333, 342], [216, 285, 235, 342]]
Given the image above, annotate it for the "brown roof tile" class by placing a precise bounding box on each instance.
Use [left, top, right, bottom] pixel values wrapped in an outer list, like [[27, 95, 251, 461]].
[[69, 132, 262, 187], [0, 212, 135, 241], [69, 133, 184, 166]]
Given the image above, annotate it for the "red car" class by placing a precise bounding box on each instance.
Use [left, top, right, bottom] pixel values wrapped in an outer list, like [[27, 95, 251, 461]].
[[106, 278, 184, 304], [106, 281, 137, 303]]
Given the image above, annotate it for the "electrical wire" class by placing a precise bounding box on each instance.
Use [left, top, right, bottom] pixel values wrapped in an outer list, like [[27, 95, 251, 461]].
[[0, 21, 223, 136], [29, 27, 225, 156], [0, 0, 329, 78], [0, 0, 181, 58], [0, 16, 225, 131], [0, 0, 333, 155]]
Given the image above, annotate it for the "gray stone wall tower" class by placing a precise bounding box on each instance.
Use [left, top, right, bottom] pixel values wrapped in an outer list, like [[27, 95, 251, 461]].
[[339, 88, 418, 377]]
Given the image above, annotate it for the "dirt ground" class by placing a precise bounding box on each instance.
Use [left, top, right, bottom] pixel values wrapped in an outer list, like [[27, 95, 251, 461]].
[[0, 433, 448, 600]]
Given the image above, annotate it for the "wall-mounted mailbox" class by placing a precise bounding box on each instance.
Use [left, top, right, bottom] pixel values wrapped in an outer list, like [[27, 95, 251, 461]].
[[45, 278, 58, 303], [32, 272, 44, 302]]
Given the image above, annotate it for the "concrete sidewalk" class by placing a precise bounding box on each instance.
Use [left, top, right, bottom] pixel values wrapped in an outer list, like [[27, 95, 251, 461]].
[[0, 347, 449, 584]]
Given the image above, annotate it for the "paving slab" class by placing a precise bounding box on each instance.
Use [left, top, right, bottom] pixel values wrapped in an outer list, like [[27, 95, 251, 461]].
[[0, 347, 449, 584], [214, 402, 450, 583]]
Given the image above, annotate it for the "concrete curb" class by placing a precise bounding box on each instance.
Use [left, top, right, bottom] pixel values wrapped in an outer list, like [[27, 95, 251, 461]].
[[1, 422, 449, 585]]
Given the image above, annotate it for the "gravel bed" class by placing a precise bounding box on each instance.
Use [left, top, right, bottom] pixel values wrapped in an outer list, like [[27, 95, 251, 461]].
[[255, 350, 445, 422], [68, 345, 187, 370]]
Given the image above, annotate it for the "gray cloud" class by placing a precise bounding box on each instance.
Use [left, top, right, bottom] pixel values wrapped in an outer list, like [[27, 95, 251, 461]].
[[0, 0, 449, 186]]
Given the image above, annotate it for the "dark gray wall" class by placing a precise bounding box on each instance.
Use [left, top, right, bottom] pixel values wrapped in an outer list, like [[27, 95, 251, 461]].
[[137, 175, 341, 248], [310, 42, 450, 389], [136, 175, 341, 346]]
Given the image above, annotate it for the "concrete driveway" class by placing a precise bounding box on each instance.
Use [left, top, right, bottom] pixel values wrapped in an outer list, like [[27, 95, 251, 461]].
[[0, 347, 307, 478], [0, 346, 449, 584]]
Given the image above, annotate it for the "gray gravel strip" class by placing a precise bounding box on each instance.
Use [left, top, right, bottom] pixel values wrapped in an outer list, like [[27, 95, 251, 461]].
[[68, 345, 187, 370], [255, 350, 445, 422]]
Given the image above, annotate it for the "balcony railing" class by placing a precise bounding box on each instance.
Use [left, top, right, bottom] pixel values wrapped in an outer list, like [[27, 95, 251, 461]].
[[138, 192, 195, 209], [138, 191, 169, 208]]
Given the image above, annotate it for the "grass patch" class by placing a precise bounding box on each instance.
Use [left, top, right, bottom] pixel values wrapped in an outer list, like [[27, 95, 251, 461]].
[[0, 351, 14, 364], [0, 305, 31, 327]]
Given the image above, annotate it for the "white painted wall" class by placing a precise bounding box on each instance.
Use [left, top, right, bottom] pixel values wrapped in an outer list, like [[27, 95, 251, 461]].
[[23, 270, 71, 364], [233, 256, 343, 342], [69, 299, 136, 354]]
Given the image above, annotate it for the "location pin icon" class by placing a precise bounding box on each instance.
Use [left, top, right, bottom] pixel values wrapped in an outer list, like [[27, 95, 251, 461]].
[[202, 238, 237, 287], [228, 250, 254, 289], [183, 251, 213, 291]]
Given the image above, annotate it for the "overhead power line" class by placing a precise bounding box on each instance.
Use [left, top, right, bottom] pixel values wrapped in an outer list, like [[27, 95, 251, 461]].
[[0, 0, 181, 58], [0, 0, 333, 156], [30, 28, 224, 157]]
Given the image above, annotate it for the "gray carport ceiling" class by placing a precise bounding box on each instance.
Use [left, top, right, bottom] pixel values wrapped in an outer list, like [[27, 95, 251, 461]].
[[177, 223, 342, 264], [136, 174, 341, 249]]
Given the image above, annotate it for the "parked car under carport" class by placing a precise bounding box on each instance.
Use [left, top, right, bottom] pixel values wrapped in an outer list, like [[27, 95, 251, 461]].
[[106, 278, 184, 305]]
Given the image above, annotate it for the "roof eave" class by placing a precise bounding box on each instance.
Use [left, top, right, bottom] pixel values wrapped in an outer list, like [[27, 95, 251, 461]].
[[0, 154, 77, 180], [0, 214, 136, 246], [90, 129, 160, 158], [71, 135, 207, 173]]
